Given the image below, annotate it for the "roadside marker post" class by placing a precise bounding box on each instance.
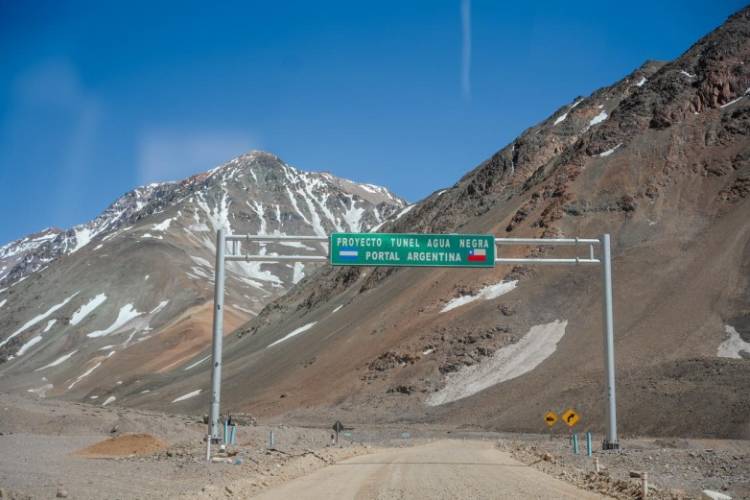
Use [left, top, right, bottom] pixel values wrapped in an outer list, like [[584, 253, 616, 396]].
[[544, 411, 557, 440], [332, 420, 345, 445], [205, 231, 620, 460]]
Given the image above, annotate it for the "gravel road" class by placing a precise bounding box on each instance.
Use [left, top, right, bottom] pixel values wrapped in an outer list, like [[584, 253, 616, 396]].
[[252, 439, 604, 499]]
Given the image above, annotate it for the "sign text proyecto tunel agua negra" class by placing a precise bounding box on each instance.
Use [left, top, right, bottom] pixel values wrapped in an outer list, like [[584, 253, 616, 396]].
[[329, 233, 495, 268]]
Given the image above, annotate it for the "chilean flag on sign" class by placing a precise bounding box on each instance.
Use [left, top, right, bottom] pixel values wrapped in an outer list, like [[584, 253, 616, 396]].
[[467, 248, 487, 262]]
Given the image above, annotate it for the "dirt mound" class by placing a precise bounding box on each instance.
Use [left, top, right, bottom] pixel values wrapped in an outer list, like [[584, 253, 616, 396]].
[[75, 433, 168, 457]]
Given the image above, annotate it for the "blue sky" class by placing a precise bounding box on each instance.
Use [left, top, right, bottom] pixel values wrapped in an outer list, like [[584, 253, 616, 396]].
[[0, 1, 745, 243]]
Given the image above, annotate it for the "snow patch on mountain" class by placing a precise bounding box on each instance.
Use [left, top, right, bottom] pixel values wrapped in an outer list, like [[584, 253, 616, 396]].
[[248, 201, 268, 235], [149, 301, 169, 315], [0, 232, 57, 258], [172, 389, 201, 403], [341, 195, 366, 232], [292, 262, 305, 284], [720, 95, 746, 108], [553, 98, 586, 127], [285, 187, 312, 227], [717, 325, 750, 358], [426, 320, 568, 406], [308, 187, 340, 232], [227, 259, 282, 287], [87, 305, 142, 338], [70, 294, 108, 326], [28, 383, 53, 398], [184, 355, 210, 370], [152, 218, 174, 232], [1, 292, 79, 348], [598, 144, 622, 157], [267, 322, 317, 348], [298, 186, 327, 236], [68, 361, 102, 390], [394, 205, 415, 221], [16, 335, 42, 356], [553, 112, 568, 125], [441, 281, 518, 313], [36, 350, 77, 371], [588, 111, 608, 128], [196, 191, 232, 234], [71, 227, 94, 253], [369, 203, 414, 231]]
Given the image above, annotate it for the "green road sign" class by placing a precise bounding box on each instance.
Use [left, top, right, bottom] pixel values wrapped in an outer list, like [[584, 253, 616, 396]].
[[329, 233, 495, 268]]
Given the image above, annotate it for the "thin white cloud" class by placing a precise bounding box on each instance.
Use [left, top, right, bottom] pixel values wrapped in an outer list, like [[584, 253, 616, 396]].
[[461, 0, 472, 102], [4, 59, 102, 225], [13, 60, 87, 106], [136, 129, 260, 184]]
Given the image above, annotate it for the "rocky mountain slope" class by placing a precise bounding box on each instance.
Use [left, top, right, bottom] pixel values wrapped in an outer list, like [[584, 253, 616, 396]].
[[116, 8, 750, 438], [0, 152, 406, 399]]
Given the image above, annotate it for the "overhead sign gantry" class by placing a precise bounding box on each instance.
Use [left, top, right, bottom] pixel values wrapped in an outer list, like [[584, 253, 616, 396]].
[[206, 230, 620, 458]]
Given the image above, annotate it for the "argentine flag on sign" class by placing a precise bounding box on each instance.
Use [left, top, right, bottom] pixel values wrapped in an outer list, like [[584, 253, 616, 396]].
[[338, 246, 359, 260]]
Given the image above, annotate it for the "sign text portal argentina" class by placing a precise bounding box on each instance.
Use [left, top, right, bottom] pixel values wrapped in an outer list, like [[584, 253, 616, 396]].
[[330, 233, 495, 268]]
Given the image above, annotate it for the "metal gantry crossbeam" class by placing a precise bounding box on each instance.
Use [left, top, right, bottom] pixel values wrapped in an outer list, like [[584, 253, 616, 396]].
[[206, 230, 619, 459], [224, 234, 329, 262], [494, 237, 601, 266]]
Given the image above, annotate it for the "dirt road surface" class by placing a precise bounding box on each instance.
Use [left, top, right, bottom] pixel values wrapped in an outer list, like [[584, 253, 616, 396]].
[[252, 440, 605, 499]]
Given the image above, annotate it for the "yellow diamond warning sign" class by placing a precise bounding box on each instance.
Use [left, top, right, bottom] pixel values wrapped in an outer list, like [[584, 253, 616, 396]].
[[561, 408, 580, 427], [544, 411, 558, 427]]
